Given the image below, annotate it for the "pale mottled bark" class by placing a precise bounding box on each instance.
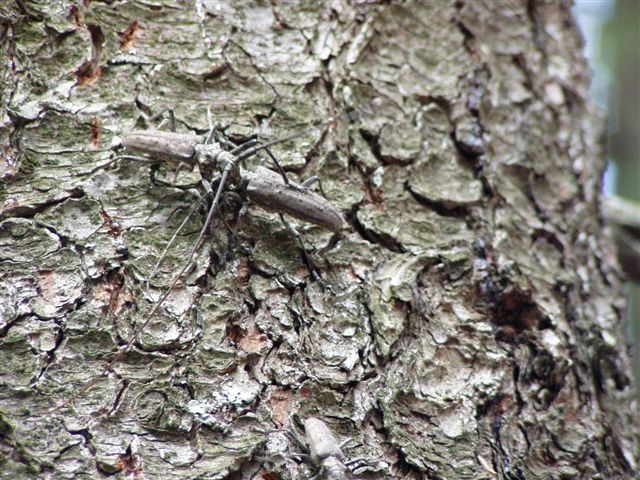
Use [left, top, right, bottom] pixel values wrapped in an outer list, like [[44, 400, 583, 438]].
[[0, 1, 637, 479]]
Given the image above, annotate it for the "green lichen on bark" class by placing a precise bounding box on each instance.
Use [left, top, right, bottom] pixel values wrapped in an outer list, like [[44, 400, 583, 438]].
[[0, 1, 637, 479]]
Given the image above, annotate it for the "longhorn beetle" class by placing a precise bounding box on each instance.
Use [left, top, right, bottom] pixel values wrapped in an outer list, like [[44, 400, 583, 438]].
[[74, 119, 346, 398], [304, 417, 353, 480], [260, 417, 371, 480]]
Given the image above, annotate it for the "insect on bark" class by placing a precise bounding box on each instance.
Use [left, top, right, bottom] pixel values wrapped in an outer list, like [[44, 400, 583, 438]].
[[74, 123, 346, 397], [122, 129, 346, 233], [258, 416, 375, 479], [304, 417, 351, 480]]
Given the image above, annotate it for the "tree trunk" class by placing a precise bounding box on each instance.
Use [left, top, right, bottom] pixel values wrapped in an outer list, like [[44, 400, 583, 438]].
[[1, 1, 637, 479]]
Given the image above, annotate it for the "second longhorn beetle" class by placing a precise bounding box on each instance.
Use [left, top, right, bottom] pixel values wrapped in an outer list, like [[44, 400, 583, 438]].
[[76, 113, 346, 396], [303, 417, 362, 480], [260, 417, 373, 480]]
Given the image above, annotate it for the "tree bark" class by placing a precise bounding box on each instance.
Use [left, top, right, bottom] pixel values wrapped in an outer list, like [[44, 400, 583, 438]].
[[0, 1, 637, 479]]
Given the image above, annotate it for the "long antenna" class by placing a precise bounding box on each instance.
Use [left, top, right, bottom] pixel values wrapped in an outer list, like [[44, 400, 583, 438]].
[[71, 129, 307, 401]]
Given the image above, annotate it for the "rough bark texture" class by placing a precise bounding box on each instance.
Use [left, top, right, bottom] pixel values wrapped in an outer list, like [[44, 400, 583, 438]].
[[0, 1, 637, 479]]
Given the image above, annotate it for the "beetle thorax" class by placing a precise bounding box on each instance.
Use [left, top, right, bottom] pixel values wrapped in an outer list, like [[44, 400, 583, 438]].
[[195, 142, 226, 181], [321, 457, 348, 480]]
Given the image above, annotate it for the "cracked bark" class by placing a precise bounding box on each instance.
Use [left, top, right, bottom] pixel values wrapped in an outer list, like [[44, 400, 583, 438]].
[[0, 1, 637, 479]]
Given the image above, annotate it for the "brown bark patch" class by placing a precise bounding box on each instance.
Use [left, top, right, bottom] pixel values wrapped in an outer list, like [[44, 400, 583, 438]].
[[74, 62, 101, 86], [118, 21, 144, 51], [238, 324, 267, 353], [269, 389, 293, 427], [236, 255, 250, 288], [115, 452, 142, 478], [89, 116, 100, 147], [99, 210, 121, 237], [37, 271, 55, 302]]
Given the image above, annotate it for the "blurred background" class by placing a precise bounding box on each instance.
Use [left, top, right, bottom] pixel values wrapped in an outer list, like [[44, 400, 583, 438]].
[[573, 0, 640, 400]]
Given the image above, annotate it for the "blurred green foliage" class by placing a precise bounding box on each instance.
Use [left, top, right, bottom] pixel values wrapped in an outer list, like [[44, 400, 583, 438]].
[[576, 0, 639, 399]]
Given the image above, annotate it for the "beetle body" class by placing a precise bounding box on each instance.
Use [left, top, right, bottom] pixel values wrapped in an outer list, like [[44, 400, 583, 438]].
[[122, 130, 345, 232], [304, 417, 349, 480]]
